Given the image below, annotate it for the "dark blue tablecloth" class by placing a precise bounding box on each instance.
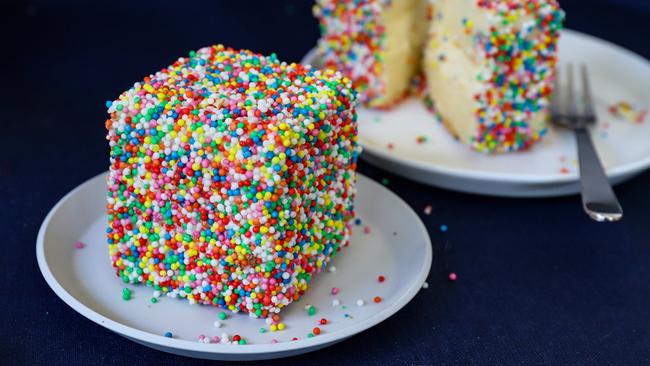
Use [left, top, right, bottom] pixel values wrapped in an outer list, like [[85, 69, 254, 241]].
[[3, 1, 650, 364]]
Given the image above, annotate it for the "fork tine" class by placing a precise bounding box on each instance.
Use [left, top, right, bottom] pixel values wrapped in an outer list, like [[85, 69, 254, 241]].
[[549, 65, 562, 117], [566, 63, 578, 118], [580, 64, 597, 120]]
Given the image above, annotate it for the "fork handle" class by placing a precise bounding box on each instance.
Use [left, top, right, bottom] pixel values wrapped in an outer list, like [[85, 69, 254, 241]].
[[575, 127, 623, 222]]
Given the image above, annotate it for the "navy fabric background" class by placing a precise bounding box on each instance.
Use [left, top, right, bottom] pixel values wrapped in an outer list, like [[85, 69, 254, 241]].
[[2, 1, 650, 365]]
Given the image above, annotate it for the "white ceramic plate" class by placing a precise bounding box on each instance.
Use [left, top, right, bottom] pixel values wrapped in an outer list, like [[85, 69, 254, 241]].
[[302, 29, 650, 197], [36, 172, 432, 361]]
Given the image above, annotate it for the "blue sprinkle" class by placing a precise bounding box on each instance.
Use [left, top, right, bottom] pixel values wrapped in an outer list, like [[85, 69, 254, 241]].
[[354, 218, 362, 226], [440, 224, 448, 232], [164, 332, 173, 338]]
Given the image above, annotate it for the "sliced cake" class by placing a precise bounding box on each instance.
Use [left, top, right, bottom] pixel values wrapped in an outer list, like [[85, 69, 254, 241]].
[[313, 0, 428, 108], [424, 0, 564, 153]]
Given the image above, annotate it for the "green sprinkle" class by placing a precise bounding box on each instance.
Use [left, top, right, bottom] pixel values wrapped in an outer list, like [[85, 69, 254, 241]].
[[381, 178, 389, 185], [218, 311, 227, 320], [307, 305, 317, 316], [151, 298, 157, 304]]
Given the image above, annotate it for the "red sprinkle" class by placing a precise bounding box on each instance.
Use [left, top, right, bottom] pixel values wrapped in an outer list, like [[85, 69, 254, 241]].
[[319, 318, 328, 325], [331, 287, 339, 295], [232, 335, 241, 342], [377, 275, 385, 282], [313, 327, 321, 335], [373, 296, 382, 303]]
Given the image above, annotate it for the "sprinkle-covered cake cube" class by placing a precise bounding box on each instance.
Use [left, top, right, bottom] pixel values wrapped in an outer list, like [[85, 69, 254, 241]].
[[424, 0, 564, 153], [105, 45, 359, 317], [313, 0, 428, 108]]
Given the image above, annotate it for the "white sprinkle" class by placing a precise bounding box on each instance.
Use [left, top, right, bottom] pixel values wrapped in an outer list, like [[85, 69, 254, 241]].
[[213, 321, 222, 328], [332, 299, 341, 307], [356, 299, 365, 307], [422, 282, 429, 289], [329, 266, 337, 273]]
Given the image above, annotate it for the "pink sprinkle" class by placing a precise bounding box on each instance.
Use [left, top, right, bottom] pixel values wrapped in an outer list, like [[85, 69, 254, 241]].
[[387, 143, 394, 150], [198, 334, 206, 341], [363, 226, 371, 234], [211, 336, 220, 343], [331, 287, 340, 295], [271, 339, 279, 344], [448, 272, 457, 281], [423, 205, 432, 215], [74, 241, 86, 249]]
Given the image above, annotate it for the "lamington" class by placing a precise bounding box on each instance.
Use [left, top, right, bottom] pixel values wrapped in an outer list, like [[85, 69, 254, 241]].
[[105, 45, 359, 318], [313, 0, 428, 108], [424, 0, 564, 153]]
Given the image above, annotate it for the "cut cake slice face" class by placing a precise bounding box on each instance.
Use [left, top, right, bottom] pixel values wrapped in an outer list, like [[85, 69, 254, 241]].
[[105, 45, 359, 318], [424, 0, 564, 153], [314, 0, 428, 108]]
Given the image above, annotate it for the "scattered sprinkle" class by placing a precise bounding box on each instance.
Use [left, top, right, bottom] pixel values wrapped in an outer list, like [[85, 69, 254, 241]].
[[150, 297, 157, 304], [164, 332, 173, 338], [422, 282, 429, 289], [331, 287, 340, 295], [378, 275, 385, 283], [387, 143, 394, 150], [218, 312, 227, 321], [363, 225, 371, 234], [332, 299, 341, 307], [74, 241, 86, 249], [374, 296, 382, 303], [449, 272, 457, 282], [313, 327, 321, 335], [122, 288, 131, 301], [354, 218, 362, 225], [329, 266, 337, 273], [423, 205, 432, 215], [416, 135, 428, 144], [609, 101, 647, 123], [213, 321, 222, 328], [440, 224, 448, 232], [381, 178, 389, 185], [560, 167, 569, 174], [307, 305, 317, 316], [356, 299, 365, 307], [320, 318, 328, 325]]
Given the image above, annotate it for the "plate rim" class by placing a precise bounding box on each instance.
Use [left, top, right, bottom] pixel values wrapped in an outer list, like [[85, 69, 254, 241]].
[[301, 29, 650, 185], [36, 171, 432, 358]]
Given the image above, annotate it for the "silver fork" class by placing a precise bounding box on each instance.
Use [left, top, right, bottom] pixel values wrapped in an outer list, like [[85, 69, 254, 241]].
[[550, 64, 623, 222]]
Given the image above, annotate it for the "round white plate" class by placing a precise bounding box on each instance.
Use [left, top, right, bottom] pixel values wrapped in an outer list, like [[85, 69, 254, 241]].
[[36, 172, 432, 361], [302, 29, 650, 197]]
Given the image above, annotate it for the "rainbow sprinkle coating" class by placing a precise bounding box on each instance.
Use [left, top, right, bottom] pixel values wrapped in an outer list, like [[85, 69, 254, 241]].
[[470, 0, 564, 153], [313, 0, 387, 107], [105, 45, 359, 318]]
